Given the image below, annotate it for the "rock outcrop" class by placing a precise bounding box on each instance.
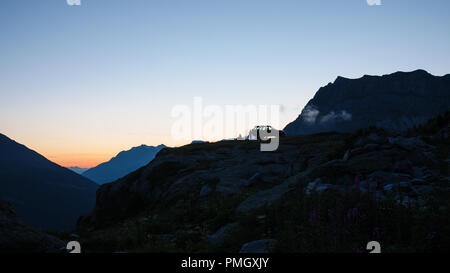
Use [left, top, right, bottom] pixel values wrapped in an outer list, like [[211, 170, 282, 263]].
[[78, 133, 342, 229], [79, 113, 449, 234], [284, 70, 450, 136]]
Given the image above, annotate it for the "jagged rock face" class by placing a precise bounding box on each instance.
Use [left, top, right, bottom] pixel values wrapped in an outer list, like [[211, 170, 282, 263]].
[[0, 201, 64, 253], [284, 70, 450, 136]]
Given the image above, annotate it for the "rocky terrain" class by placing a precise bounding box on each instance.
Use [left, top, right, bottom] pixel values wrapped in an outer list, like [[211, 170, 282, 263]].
[[4, 68, 448, 252], [284, 70, 450, 136], [76, 113, 449, 253]]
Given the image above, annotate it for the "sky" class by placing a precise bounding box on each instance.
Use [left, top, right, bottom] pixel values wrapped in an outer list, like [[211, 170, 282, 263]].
[[1, 0, 449, 168]]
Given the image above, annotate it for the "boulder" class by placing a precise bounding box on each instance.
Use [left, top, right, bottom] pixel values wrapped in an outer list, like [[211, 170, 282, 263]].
[[239, 239, 277, 253], [236, 171, 310, 214], [388, 136, 434, 152], [383, 184, 395, 192], [305, 178, 322, 195], [208, 223, 239, 246], [200, 185, 213, 197], [216, 177, 248, 195]]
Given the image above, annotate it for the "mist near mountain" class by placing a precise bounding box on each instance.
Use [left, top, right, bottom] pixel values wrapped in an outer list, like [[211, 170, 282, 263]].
[[284, 70, 450, 136], [67, 166, 89, 174], [82, 144, 166, 184], [0, 133, 98, 231]]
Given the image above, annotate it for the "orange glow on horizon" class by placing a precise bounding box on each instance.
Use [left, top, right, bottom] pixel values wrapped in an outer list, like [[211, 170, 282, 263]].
[[46, 154, 112, 169], [42, 139, 190, 169]]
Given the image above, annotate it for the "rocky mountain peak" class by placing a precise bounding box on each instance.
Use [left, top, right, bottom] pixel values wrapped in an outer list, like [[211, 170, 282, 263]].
[[284, 70, 450, 136]]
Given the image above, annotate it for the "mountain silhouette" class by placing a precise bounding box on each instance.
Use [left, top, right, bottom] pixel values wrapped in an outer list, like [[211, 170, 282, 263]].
[[0, 133, 98, 231], [82, 144, 166, 184], [284, 70, 450, 135], [67, 166, 89, 174]]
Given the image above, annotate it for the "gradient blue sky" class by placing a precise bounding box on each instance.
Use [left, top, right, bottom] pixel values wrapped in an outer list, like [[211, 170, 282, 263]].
[[1, 0, 449, 167]]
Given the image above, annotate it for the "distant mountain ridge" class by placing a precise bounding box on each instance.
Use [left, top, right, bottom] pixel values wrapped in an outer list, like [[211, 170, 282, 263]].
[[0, 133, 98, 231], [284, 70, 450, 136], [67, 166, 89, 174], [82, 144, 166, 184]]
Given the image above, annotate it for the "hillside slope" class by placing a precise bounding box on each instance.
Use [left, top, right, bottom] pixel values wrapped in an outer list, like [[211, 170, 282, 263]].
[[77, 113, 449, 252], [83, 144, 166, 184], [0, 133, 99, 231]]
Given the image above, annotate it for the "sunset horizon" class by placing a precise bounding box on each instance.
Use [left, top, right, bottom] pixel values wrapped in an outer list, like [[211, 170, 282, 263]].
[[2, 1, 449, 170], [1, 0, 449, 258]]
